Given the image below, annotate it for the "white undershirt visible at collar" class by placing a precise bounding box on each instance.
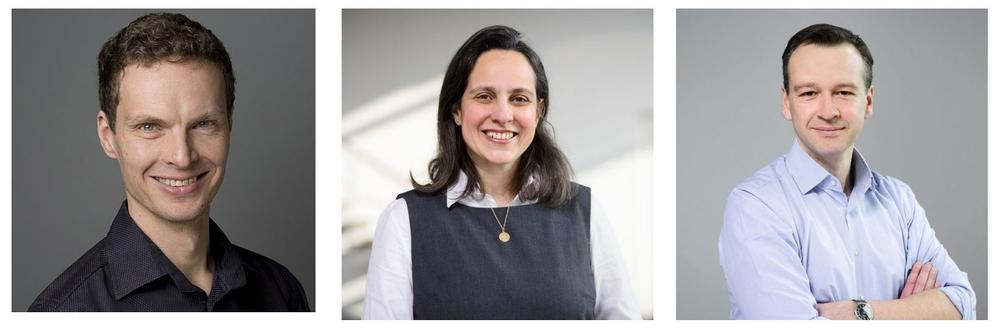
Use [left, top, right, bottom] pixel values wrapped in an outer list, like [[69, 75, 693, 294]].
[[446, 171, 535, 208]]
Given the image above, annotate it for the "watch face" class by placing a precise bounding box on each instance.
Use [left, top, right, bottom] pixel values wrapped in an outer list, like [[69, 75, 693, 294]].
[[857, 303, 873, 320]]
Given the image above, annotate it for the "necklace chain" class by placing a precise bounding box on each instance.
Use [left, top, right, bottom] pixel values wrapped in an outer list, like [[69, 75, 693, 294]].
[[489, 206, 510, 243]]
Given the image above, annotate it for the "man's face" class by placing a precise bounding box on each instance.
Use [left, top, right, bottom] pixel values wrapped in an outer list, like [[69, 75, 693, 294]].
[[782, 43, 873, 164], [98, 60, 229, 223]]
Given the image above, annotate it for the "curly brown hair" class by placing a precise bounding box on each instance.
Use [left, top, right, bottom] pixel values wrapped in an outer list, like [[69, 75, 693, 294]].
[[98, 12, 234, 131]]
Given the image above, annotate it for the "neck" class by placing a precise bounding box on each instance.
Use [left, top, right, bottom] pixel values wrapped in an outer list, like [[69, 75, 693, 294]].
[[808, 145, 855, 196], [125, 197, 215, 294], [472, 161, 517, 207]]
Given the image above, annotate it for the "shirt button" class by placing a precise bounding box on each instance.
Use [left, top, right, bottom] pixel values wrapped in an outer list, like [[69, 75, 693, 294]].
[[854, 251, 859, 256]]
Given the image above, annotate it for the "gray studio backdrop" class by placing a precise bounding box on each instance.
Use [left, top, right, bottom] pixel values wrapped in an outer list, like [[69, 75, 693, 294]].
[[12, 9, 315, 311], [677, 9, 986, 319], [342, 9, 653, 319]]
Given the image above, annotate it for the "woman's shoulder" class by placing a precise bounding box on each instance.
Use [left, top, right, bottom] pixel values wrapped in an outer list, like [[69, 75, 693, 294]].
[[568, 182, 591, 201], [570, 182, 590, 193], [394, 189, 446, 203]]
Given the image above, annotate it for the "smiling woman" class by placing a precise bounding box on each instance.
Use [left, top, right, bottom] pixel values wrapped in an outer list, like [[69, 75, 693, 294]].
[[361, 25, 641, 320], [453, 50, 540, 206]]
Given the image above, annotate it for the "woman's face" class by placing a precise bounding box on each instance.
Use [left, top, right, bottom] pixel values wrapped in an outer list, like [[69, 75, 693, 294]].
[[454, 49, 540, 172]]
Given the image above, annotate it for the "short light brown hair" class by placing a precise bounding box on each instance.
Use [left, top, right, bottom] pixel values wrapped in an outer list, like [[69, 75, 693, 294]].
[[98, 12, 235, 130]]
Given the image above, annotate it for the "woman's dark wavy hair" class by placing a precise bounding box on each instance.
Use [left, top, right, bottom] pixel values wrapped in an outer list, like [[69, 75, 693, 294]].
[[412, 25, 575, 207]]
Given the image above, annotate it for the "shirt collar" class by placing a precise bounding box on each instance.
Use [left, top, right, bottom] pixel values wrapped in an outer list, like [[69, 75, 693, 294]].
[[103, 200, 247, 300], [786, 139, 875, 195], [446, 171, 537, 208]]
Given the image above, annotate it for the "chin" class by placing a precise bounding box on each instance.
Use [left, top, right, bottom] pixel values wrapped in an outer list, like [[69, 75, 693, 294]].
[[154, 201, 209, 222], [485, 155, 519, 166], [812, 145, 850, 159], [157, 212, 206, 223]]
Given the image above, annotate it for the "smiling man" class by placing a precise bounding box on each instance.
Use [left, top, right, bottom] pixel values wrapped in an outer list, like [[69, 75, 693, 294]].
[[718, 24, 975, 320], [29, 13, 309, 312]]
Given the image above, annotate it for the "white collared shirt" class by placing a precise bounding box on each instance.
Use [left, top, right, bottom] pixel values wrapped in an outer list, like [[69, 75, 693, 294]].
[[362, 173, 641, 319]]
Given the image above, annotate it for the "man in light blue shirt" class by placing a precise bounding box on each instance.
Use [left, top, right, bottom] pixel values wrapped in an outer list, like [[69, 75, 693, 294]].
[[719, 23, 975, 320]]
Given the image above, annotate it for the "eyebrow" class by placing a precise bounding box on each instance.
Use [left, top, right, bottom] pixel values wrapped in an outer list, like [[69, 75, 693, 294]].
[[467, 86, 536, 97], [833, 83, 860, 90], [122, 115, 167, 128], [792, 82, 859, 92], [190, 111, 225, 122], [122, 110, 225, 128]]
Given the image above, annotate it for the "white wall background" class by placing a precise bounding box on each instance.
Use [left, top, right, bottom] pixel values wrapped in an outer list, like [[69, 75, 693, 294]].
[[341, 9, 653, 319]]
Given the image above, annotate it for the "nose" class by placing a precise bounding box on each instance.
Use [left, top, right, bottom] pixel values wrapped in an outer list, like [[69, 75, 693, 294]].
[[164, 130, 198, 168], [490, 100, 514, 123], [817, 93, 840, 120]]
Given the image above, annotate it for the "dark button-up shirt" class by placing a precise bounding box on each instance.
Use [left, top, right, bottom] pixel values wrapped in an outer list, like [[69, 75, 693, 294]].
[[29, 201, 310, 311]]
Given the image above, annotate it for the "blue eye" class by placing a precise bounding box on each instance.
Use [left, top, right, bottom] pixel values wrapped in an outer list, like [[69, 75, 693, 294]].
[[137, 123, 157, 131]]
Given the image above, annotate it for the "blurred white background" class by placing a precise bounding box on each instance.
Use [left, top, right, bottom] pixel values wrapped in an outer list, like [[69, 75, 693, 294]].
[[341, 9, 653, 319]]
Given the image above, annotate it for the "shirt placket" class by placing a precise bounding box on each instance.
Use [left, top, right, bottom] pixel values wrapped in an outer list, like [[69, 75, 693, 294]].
[[826, 179, 862, 299], [846, 191, 866, 300]]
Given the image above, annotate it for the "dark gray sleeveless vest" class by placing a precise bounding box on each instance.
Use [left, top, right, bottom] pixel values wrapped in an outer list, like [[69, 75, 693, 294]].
[[399, 184, 596, 319]]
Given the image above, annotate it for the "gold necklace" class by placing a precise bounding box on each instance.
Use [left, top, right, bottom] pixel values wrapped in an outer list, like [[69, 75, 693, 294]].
[[489, 206, 511, 243]]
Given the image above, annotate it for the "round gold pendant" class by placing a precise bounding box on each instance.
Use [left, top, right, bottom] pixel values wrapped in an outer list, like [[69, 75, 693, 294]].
[[499, 232, 510, 242]]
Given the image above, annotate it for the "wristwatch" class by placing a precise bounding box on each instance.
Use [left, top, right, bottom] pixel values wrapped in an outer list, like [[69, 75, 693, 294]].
[[852, 299, 873, 320]]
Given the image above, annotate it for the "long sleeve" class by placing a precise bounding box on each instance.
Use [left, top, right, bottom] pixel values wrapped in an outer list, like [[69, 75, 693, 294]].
[[590, 196, 642, 319], [719, 190, 823, 319], [894, 180, 976, 319], [362, 198, 414, 319]]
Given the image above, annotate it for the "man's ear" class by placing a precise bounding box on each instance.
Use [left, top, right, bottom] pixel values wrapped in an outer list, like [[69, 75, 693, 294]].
[[780, 87, 792, 120], [97, 111, 119, 159], [864, 85, 875, 119]]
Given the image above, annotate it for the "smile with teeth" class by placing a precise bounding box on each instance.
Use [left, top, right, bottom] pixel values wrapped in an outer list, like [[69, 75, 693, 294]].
[[485, 131, 516, 140], [154, 175, 200, 187]]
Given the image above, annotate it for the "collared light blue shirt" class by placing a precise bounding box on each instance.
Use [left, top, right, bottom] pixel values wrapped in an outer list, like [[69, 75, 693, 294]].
[[719, 140, 975, 319]]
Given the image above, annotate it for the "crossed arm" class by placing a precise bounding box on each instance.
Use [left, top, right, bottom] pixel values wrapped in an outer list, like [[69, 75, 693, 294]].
[[816, 261, 960, 320], [720, 189, 975, 320]]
